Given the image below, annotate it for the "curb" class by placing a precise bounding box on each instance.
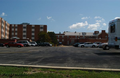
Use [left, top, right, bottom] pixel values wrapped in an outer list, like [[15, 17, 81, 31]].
[[0, 64, 120, 72]]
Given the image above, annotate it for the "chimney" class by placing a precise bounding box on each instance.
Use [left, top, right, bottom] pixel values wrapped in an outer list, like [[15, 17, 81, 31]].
[[94, 31, 99, 34], [102, 30, 105, 33]]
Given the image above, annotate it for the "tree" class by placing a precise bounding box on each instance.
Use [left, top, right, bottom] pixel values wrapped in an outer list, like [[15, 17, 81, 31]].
[[38, 32, 51, 42], [48, 32, 58, 44]]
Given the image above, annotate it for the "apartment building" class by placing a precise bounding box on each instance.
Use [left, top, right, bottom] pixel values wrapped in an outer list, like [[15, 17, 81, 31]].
[[56, 30, 108, 45], [0, 17, 10, 39], [9, 23, 47, 41]]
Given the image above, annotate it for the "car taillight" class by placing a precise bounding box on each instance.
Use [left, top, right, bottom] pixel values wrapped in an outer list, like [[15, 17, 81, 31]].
[[115, 37, 117, 41]]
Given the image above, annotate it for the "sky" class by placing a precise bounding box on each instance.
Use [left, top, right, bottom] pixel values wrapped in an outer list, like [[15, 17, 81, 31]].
[[0, 0, 120, 33]]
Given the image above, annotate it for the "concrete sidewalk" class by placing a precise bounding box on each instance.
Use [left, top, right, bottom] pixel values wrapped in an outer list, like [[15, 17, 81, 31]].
[[1, 64, 120, 72]]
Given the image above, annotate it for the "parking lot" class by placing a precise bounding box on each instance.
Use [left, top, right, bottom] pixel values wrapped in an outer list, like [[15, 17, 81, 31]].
[[0, 46, 120, 69]]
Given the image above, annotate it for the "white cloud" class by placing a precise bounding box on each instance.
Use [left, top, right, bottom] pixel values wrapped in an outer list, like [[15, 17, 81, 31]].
[[47, 16, 52, 19], [87, 23, 100, 30], [1, 12, 7, 16], [69, 21, 88, 29], [96, 20, 102, 23], [94, 16, 101, 19], [103, 23, 106, 26], [47, 16, 55, 21], [81, 17, 90, 20]]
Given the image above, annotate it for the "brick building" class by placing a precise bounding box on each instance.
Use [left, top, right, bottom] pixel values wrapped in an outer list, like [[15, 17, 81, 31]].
[[56, 30, 108, 45], [0, 17, 10, 39], [9, 23, 47, 41]]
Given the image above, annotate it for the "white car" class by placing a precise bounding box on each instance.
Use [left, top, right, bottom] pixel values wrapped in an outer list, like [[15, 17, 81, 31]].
[[78, 42, 98, 48], [30, 41, 37, 46], [99, 43, 108, 48]]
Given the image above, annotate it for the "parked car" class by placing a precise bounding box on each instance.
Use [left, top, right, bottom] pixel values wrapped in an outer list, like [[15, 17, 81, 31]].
[[74, 42, 84, 47], [38, 42, 52, 47], [30, 41, 37, 46], [0, 43, 5, 47], [78, 42, 98, 48], [17, 40, 31, 47], [99, 43, 108, 48], [5, 41, 24, 48], [94, 42, 102, 47]]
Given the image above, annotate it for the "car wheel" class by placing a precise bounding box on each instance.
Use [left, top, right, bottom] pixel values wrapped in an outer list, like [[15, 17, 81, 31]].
[[18, 45, 21, 48], [24, 44, 26, 47], [81, 45, 84, 48], [92, 45, 95, 48], [6, 45, 9, 48], [103, 45, 109, 50]]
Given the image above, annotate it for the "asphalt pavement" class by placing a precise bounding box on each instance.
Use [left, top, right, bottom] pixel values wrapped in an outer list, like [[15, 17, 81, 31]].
[[0, 46, 120, 70]]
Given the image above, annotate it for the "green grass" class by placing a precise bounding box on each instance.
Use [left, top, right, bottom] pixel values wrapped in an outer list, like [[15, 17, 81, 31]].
[[0, 66, 120, 78]]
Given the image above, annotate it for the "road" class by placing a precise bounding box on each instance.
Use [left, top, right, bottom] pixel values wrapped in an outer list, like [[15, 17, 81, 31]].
[[0, 46, 120, 69]]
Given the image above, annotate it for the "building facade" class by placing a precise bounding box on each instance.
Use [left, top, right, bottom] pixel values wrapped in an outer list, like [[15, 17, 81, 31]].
[[9, 23, 47, 41], [56, 30, 108, 45], [0, 17, 10, 39]]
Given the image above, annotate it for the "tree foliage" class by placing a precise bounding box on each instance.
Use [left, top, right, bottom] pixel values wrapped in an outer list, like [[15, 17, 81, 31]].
[[48, 32, 58, 44], [38, 32, 51, 42]]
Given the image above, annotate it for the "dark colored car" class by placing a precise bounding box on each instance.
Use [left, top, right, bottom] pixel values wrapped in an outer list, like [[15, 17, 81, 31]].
[[73, 42, 84, 47], [0, 43, 5, 47], [5, 41, 24, 48], [38, 42, 52, 46]]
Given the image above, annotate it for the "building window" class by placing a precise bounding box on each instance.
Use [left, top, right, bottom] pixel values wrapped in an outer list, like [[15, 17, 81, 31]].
[[23, 35, 26, 37], [23, 29, 26, 31], [32, 33, 34, 35], [12, 24, 14, 27], [40, 27, 43, 29], [32, 25, 34, 28], [32, 29, 34, 31], [23, 33, 26, 35], [32, 35, 34, 37], [15, 33, 17, 35], [62, 39, 64, 42], [31, 37, 34, 39], [32, 31, 34, 33], [15, 28, 17, 31], [62, 35, 64, 38], [40, 29, 43, 31], [67, 36, 69, 38], [23, 37, 26, 39], [57, 39, 59, 41], [58, 35, 59, 38]]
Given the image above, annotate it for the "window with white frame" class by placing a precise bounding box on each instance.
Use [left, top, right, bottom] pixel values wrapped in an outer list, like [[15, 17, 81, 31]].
[[40, 29, 43, 31], [23, 37, 26, 39], [32, 33, 34, 35], [15, 28, 17, 31], [58, 35, 59, 38], [32, 25, 35, 28], [32, 29, 34, 31], [31, 37, 34, 39], [15, 33, 17, 35], [12, 28, 14, 31], [23, 29, 26, 31], [12, 24, 14, 27], [23, 33, 26, 35]]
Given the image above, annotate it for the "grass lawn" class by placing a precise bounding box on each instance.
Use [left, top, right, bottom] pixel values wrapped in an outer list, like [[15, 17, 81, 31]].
[[0, 66, 120, 78]]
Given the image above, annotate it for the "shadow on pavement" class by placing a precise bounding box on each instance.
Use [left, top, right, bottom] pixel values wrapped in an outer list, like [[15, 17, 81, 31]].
[[95, 52, 120, 55]]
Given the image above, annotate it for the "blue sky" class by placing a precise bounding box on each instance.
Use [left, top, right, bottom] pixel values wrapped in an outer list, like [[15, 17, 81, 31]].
[[0, 0, 120, 33]]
